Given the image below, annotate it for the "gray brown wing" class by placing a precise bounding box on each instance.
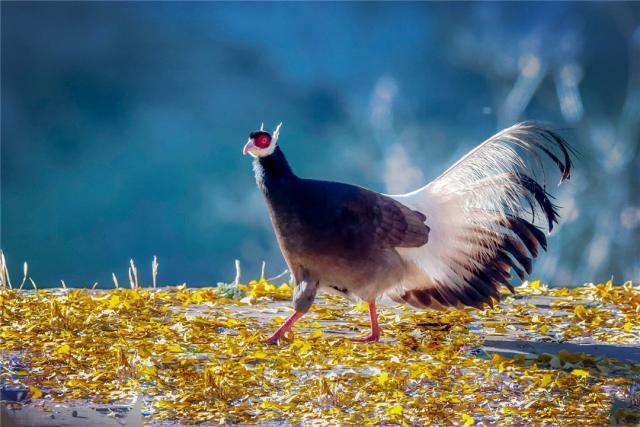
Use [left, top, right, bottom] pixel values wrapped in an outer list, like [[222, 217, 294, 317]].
[[371, 195, 430, 248], [335, 189, 430, 249]]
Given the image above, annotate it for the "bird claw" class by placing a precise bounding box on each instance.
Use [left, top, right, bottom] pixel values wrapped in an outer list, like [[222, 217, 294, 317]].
[[261, 336, 281, 345], [351, 334, 380, 343], [262, 330, 294, 345]]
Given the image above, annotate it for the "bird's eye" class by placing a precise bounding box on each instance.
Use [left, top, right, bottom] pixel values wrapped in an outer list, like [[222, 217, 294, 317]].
[[255, 135, 271, 148]]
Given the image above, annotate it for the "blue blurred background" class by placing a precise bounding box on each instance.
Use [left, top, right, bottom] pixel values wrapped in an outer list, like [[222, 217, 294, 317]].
[[1, 2, 639, 288]]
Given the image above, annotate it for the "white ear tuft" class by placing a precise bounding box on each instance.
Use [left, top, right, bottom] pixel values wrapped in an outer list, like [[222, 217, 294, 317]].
[[272, 122, 283, 144]]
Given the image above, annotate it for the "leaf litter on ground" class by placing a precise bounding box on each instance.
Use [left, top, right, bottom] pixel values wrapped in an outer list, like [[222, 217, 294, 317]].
[[0, 277, 639, 425]]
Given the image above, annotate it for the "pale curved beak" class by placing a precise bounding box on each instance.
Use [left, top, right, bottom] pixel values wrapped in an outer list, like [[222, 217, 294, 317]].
[[243, 139, 254, 156]]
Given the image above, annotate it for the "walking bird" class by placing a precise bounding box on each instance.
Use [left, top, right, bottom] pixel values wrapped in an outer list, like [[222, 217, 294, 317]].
[[243, 122, 574, 344]]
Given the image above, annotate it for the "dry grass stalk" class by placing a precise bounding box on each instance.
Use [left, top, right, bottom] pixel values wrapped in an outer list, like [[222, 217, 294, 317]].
[[60, 280, 67, 289], [115, 346, 135, 379], [233, 259, 241, 286], [317, 376, 342, 407], [112, 273, 120, 289], [50, 300, 63, 319], [260, 261, 266, 279], [203, 368, 230, 400], [49, 300, 71, 329], [18, 262, 28, 291], [152, 256, 158, 290], [129, 259, 139, 290], [29, 278, 38, 290], [266, 269, 289, 282], [128, 265, 134, 289], [0, 250, 12, 289]]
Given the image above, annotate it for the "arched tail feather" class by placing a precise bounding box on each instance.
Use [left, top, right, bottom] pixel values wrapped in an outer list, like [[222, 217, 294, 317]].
[[386, 122, 574, 309]]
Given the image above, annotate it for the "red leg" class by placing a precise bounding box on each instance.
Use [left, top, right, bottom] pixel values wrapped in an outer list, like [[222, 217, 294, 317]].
[[262, 311, 304, 345], [351, 302, 380, 343]]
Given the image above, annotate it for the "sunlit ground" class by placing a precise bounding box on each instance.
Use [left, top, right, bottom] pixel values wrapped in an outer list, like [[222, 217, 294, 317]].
[[1, 277, 639, 426]]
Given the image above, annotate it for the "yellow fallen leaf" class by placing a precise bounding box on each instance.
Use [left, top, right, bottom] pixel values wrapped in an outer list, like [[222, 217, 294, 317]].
[[492, 353, 508, 372], [573, 305, 588, 321], [166, 344, 182, 353], [140, 365, 158, 379], [225, 318, 240, 327], [29, 386, 43, 399], [377, 372, 389, 386], [461, 413, 475, 426], [571, 369, 589, 379], [56, 344, 71, 355], [605, 278, 613, 290], [309, 329, 323, 340], [252, 350, 268, 359], [492, 353, 507, 363], [91, 372, 106, 382], [354, 302, 369, 312], [108, 295, 121, 309], [296, 340, 312, 354], [540, 374, 553, 387], [387, 405, 403, 416]]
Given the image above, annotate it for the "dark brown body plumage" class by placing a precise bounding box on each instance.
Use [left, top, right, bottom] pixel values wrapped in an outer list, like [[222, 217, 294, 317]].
[[254, 147, 430, 312]]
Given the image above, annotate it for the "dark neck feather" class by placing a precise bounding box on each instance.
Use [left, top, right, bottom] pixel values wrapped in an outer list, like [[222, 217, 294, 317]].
[[254, 146, 295, 190]]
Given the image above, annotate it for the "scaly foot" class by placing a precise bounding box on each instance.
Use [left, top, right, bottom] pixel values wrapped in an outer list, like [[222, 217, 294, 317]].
[[262, 330, 294, 345], [351, 333, 380, 343], [261, 334, 281, 345], [261, 311, 303, 345], [351, 302, 380, 343]]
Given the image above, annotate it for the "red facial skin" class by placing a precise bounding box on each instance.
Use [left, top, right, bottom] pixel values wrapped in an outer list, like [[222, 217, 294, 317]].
[[243, 133, 272, 155], [254, 134, 271, 149]]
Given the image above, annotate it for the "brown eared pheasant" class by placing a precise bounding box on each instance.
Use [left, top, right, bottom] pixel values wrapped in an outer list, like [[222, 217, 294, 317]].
[[243, 122, 574, 344]]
